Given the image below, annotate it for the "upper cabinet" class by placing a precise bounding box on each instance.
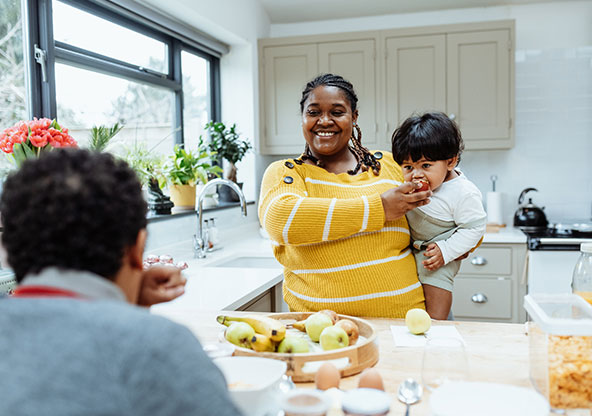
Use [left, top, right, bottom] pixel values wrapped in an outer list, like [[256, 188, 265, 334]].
[[258, 20, 514, 155]]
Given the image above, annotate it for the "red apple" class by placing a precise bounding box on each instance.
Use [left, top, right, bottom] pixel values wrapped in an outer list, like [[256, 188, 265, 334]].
[[412, 179, 430, 193]]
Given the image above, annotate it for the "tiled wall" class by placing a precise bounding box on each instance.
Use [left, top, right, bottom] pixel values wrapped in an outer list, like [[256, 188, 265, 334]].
[[460, 46, 592, 226]]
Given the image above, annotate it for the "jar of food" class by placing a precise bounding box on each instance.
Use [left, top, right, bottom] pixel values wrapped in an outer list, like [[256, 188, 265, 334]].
[[572, 243, 592, 304], [341, 388, 391, 416], [280, 389, 330, 416], [524, 293, 592, 410]]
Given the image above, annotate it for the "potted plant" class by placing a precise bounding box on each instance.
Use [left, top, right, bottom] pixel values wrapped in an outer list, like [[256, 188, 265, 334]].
[[204, 121, 252, 202], [163, 143, 222, 210]]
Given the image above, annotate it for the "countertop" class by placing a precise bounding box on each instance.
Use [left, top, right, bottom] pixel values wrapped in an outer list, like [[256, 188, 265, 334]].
[[150, 309, 550, 416], [483, 227, 527, 244]]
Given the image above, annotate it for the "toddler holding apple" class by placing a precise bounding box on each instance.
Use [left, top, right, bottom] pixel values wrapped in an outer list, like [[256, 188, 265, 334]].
[[391, 112, 486, 320]]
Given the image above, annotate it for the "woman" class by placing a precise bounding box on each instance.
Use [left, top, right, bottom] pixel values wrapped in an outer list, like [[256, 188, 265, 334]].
[[258, 74, 431, 318]]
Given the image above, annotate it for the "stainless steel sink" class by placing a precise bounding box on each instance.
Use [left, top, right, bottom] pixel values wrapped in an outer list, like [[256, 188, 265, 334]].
[[211, 256, 281, 269]]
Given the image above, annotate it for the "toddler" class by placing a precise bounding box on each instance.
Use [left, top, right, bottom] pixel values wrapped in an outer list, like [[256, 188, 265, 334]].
[[391, 112, 486, 320]]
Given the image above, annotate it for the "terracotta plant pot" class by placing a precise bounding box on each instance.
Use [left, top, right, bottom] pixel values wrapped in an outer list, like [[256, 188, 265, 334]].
[[169, 184, 196, 210]]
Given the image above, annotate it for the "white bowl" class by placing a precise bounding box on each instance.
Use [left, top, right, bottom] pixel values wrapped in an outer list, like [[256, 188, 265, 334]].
[[214, 356, 287, 416]]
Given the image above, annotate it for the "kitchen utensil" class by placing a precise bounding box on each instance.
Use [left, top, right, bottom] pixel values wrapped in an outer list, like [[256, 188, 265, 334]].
[[513, 187, 548, 231], [398, 378, 423, 416], [421, 337, 469, 392]]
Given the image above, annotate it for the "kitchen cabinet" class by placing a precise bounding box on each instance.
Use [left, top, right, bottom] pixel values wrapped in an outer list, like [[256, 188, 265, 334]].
[[258, 20, 514, 154], [384, 24, 514, 150], [452, 243, 527, 323], [236, 282, 285, 313]]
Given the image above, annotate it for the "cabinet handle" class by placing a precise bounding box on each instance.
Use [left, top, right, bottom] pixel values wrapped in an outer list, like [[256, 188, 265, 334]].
[[448, 113, 456, 120], [471, 293, 488, 304], [471, 256, 487, 266]]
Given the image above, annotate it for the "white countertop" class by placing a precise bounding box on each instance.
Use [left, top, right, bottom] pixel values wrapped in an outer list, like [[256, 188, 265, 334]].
[[149, 224, 284, 312], [483, 227, 527, 244]]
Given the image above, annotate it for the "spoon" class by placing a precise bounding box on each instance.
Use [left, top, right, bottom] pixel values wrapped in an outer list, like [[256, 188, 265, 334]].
[[398, 378, 423, 416]]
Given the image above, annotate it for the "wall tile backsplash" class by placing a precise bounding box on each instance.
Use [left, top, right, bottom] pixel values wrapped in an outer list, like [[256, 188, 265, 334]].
[[461, 46, 592, 225]]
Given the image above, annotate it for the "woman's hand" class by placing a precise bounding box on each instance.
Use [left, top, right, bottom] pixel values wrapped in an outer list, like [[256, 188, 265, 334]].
[[380, 181, 431, 221], [138, 264, 187, 306]]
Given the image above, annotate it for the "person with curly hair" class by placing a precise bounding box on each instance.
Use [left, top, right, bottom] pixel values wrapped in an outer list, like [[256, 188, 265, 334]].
[[0, 149, 241, 416], [259, 74, 432, 318]]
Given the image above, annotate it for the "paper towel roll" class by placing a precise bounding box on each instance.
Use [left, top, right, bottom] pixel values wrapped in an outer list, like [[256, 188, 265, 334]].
[[486, 191, 504, 225]]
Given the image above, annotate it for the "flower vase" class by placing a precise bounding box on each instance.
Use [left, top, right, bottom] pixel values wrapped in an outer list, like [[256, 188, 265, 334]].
[[169, 184, 196, 210]]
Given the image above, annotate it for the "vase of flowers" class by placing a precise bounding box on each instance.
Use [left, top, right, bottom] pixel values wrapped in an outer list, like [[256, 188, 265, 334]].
[[0, 118, 77, 166]]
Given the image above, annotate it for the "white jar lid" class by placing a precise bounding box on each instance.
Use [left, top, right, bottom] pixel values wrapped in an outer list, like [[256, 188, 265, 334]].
[[581, 242, 592, 254], [341, 388, 391, 414], [280, 389, 330, 415]]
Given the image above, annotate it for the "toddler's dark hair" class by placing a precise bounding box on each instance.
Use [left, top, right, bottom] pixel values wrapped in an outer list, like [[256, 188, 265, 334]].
[[391, 112, 464, 165]]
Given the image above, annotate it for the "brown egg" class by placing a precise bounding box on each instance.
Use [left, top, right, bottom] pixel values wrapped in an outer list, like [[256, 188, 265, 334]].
[[357, 368, 384, 391], [315, 362, 341, 391]]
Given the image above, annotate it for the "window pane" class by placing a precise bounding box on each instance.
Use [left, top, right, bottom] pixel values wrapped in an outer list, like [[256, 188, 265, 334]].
[[182, 51, 211, 150], [53, 1, 168, 74], [55, 63, 175, 156], [0, 0, 27, 128]]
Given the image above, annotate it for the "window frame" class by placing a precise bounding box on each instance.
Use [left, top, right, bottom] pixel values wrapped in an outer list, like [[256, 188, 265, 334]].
[[22, 0, 220, 146]]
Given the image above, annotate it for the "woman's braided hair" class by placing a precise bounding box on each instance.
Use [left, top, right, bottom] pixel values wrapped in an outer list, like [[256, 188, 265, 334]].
[[299, 73, 380, 175]]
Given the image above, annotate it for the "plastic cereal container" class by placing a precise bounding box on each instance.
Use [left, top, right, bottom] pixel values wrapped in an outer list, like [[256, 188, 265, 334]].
[[524, 294, 592, 410]]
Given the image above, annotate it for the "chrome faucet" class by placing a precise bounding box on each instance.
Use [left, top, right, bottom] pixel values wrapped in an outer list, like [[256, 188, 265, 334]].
[[194, 178, 247, 258]]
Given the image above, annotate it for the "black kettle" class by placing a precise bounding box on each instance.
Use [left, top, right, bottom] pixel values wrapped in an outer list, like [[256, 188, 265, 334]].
[[513, 187, 548, 230]]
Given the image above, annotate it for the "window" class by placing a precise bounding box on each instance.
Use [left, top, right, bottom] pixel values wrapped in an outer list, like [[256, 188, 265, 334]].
[[21, 0, 221, 158], [0, 0, 27, 128]]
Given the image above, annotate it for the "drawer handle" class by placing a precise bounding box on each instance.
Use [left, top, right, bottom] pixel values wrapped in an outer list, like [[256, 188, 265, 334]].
[[471, 293, 488, 304], [471, 256, 487, 266]]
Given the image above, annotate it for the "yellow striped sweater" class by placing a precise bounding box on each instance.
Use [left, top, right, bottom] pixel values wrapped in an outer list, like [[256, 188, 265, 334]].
[[258, 152, 425, 318]]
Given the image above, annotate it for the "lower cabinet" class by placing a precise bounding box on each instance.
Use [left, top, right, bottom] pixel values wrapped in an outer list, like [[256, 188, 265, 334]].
[[237, 282, 285, 313], [452, 243, 527, 323]]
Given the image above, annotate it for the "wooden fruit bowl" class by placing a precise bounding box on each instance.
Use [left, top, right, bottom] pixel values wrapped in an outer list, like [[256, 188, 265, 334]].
[[228, 312, 379, 382]]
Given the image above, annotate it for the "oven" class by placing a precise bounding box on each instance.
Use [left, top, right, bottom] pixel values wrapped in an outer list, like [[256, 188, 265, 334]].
[[524, 222, 592, 294]]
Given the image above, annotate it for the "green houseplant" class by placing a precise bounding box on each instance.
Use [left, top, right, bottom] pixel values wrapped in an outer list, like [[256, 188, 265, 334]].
[[163, 143, 222, 210], [204, 121, 252, 184]]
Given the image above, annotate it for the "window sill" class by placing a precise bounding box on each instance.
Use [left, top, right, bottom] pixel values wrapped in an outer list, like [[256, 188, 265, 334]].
[[147, 200, 256, 223]]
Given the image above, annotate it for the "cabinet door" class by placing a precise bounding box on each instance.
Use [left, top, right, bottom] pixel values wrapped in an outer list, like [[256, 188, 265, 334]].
[[385, 35, 446, 142], [261, 44, 318, 154], [447, 30, 512, 149], [318, 39, 379, 149]]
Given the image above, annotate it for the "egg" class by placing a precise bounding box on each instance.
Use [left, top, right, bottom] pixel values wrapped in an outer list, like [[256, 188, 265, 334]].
[[357, 368, 384, 391], [315, 362, 341, 391]]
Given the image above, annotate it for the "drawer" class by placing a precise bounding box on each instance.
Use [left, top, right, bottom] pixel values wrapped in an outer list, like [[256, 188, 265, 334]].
[[458, 247, 512, 276], [452, 277, 512, 319]]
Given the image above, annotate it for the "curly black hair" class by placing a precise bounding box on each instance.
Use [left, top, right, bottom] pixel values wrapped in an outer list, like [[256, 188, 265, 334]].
[[1, 149, 147, 282], [391, 112, 464, 166]]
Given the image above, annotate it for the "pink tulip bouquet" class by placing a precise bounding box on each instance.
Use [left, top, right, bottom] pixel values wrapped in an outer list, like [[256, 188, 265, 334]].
[[0, 118, 78, 166]]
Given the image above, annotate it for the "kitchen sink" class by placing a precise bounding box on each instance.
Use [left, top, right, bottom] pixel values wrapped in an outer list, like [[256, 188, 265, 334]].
[[210, 256, 281, 269]]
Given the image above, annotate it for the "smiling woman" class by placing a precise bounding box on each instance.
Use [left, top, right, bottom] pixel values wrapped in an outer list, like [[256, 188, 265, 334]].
[[258, 74, 432, 318]]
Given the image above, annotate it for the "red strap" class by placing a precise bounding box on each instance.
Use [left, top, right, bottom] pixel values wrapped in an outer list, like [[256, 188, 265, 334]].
[[11, 285, 83, 299]]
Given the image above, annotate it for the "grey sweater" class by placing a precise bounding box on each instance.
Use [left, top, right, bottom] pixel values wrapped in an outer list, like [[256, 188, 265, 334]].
[[0, 269, 242, 416]]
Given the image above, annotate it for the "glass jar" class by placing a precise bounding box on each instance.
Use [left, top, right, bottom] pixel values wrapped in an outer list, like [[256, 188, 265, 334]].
[[572, 243, 592, 304]]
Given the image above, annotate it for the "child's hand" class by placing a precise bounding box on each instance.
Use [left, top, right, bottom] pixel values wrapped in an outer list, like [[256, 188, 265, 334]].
[[422, 243, 445, 271]]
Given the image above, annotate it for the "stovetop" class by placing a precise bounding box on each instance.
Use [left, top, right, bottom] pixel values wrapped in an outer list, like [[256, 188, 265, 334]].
[[522, 222, 592, 250]]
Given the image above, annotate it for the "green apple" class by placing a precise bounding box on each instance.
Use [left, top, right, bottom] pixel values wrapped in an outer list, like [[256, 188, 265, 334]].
[[319, 325, 349, 351], [405, 308, 431, 335], [277, 336, 310, 353], [225, 322, 255, 348], [305, 312, 333, 342]]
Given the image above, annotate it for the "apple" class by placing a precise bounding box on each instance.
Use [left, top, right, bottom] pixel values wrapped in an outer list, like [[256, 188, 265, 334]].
[[319, 326, 349, 351], [319, 309, 339, 324], [305, 312, 334, 342], [225, 322, 255, 349], [412, 179, 430, 193], [277, 336, 309, 353], [335, 319, 359, 345], [405, 308, 431, 335]]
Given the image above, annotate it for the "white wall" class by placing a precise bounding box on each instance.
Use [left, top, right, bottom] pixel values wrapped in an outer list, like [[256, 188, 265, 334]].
[[262, 1, 592, 224]]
